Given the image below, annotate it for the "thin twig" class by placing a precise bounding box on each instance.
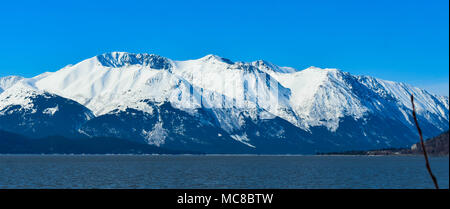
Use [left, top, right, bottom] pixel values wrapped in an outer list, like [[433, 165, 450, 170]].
[[410, 94, 439, 189]]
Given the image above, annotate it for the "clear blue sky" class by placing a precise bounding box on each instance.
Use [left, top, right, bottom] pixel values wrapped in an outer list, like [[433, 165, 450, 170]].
[[0, 0, 448, 96]]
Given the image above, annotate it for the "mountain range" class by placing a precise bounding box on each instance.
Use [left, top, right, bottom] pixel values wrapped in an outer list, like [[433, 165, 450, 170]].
[[0, 52, 448, 154]]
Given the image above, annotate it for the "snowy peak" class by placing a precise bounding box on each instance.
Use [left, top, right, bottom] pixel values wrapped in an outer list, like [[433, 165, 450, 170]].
[[0, 81, 46, 113], [252, 60, 298, 74], [96, 52, 173, 69], [0, 76, 24, 93], [199, 54, 234, 65], [300, 66, 344, 75]]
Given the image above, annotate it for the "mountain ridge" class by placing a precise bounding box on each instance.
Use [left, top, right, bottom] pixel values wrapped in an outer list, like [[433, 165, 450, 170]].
[[0, 52, 448, 154]]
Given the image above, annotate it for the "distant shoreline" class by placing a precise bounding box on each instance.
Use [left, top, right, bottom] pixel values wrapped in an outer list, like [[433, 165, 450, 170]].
[[0, 153, 447, 157]]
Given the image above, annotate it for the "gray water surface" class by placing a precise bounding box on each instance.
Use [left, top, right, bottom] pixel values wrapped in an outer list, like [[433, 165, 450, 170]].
[[0, 155, 448, 189]]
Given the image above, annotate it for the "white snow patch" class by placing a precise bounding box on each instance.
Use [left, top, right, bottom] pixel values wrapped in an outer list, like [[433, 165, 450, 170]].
[[43, 105, 59, 116], [231, 134, 255, 148], [141, 122, 168, 146]]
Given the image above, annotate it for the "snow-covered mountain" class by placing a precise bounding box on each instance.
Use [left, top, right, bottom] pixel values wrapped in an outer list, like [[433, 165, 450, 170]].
[[0, 52, 448, 153], [0, 82, 93, 138]]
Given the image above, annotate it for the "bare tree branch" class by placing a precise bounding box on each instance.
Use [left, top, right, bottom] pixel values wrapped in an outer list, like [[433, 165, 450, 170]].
[[410, 94, 439, 189]]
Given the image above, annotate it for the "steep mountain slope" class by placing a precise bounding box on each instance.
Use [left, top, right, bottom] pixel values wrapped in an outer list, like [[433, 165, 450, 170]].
[[0, 52, 448, 153]]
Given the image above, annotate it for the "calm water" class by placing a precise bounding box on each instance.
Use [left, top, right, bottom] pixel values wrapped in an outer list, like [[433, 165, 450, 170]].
[[0, 155, 448, 189]]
